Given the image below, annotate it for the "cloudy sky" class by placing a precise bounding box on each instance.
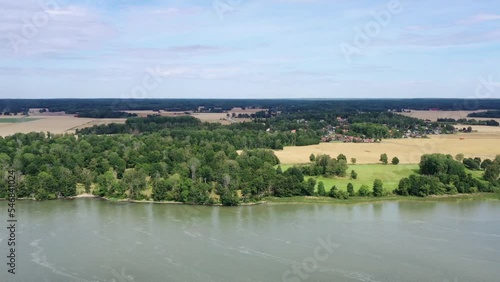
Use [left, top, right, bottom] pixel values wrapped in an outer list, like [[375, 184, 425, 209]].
[[1, 0, 499, 99]]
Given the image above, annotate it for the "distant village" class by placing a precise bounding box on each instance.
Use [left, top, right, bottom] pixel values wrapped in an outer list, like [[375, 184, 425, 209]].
[[317, 115, 469, 144]]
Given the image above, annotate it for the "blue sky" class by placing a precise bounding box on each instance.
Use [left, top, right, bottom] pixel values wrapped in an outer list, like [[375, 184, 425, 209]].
[[1, 0, 499, 99]]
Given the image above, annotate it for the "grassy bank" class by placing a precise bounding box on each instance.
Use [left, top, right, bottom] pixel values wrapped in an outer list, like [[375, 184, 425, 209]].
[[264, 193, 500, 205]]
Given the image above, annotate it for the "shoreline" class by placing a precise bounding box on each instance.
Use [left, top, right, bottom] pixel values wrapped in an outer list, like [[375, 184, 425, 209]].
[[3, 193, 498, 206], [263, 193, 500, 205]]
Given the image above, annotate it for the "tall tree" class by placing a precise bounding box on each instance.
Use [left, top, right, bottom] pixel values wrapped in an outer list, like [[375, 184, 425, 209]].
[[380, 153, 388, 165], [373, 179, 384, 197]]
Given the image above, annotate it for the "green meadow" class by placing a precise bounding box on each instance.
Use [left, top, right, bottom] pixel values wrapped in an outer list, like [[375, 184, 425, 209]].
[[279, 163, 487, 193]]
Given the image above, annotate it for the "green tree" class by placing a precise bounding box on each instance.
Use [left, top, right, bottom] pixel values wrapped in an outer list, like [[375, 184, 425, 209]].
[[455, 153, 464, 162], [95, 170, 115, 197], [350, 170, 358, 179], [380, 153, 388, 165], [188, 157, 201, 181], [152, 178, 171, 201], [329, 185, 339, 198], [351, 158, 356, 165], [80, 168, 93, 193], [484, 164, 500, 182], [123, 169, 148, 200], [317, 181, 326, 196], [392, 157, 400, 165], [309, 154, 316, 162], [357, 184, 370, 197], [337, 154, 347, 162], [276, 165, 283, 174], [481, 159, 493, 170], [304, 178, 316, 196], [347, 183, 354, 197], [220, 188, 239, 206], [373, 179, 384, 197]]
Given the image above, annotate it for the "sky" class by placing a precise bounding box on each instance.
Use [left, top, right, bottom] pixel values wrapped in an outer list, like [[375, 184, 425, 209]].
[[0, 0, 499, 99]]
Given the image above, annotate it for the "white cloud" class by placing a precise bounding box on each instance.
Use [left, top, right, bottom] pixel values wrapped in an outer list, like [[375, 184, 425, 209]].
[[0, 0, 115, 56], [458, 13, 500, 25]]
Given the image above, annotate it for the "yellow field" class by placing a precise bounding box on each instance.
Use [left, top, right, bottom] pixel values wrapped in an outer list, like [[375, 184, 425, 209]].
[[274, 131, 500, 165], [398, 110, 500, 123], [0, 116, 126, 137]]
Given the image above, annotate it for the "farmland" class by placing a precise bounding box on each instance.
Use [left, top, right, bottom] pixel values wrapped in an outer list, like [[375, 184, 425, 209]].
[[123, 108, 264, 124], [274, 131, 500, 165], [0, 115, 126, 137], [0, 117, 39, 123], [398, 110, 500, 123]]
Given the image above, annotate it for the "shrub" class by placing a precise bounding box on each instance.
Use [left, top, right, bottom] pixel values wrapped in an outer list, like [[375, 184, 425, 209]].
[[357, 185, 371, 197], [392, 157, 399, 165]]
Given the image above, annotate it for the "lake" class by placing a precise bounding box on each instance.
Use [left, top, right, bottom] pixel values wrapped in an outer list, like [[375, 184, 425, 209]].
[[1, 199, 499, 282]]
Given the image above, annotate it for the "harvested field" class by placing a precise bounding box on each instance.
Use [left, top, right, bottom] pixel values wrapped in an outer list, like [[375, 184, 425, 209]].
[[191, 112, 230, 124], [193, 112, 252, 124], [229, 108, 266, 114], [124, 109, 254, 124], [0, 116, 126, 137], [274, 132, 500, 165], [456, 125, 500, 133], [398, 110, 500, 123]]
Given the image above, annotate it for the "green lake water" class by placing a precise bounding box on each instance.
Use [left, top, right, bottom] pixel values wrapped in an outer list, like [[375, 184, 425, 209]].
[[1, 199, 499, 282]]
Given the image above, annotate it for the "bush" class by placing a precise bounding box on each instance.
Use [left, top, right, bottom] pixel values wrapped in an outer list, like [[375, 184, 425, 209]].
[[392, 157, 399, 165], [357, 185, 371, 197], [220, 189, 240, 206], [350, 170, 358, 180], [347, 183, 354, 197], [329, 185, 349, 199], [463, 158, 480, 170], [380, 153, 388, 165], [329, 185, 339, 198], [373, 179, 384, 197], [317, 181, 326, 196]]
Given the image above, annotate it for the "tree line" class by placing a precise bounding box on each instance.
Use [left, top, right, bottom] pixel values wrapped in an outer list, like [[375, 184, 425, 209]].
[[0, 131, 320, 205], [395, 154, 498, 197], [3, 98, 500, 116]]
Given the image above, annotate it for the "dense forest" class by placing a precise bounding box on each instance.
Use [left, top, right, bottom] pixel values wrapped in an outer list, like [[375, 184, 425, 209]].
[[467, 110, 500, 118], [437, 118, 499, 126], [0, 130, 320, 205], [1, 121, 498, 204], [3, 99, 500, 117]]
